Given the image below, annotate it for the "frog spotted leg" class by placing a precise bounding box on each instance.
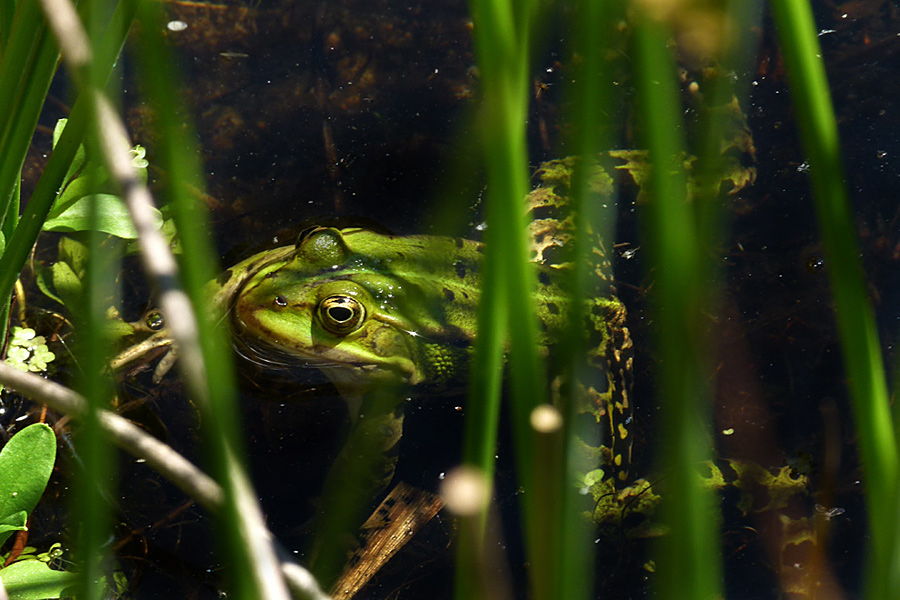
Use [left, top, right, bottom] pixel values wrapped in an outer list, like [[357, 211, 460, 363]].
[[585, 297, 634, 486], [309, 386, 406, 586], [608, 323, 634, 484]]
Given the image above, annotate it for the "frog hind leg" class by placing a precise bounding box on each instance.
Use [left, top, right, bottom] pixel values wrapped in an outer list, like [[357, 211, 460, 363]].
[[608, 322, 634, 484], [310, 387, 406, 585], [584, 298, 634, 486]]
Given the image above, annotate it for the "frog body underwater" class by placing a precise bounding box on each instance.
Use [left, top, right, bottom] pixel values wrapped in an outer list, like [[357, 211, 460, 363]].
[[108, 157, 635, 490], [108, 153, 817, 595], [220, 159, 636, 587], [224, 157, 817, 597], [231, 210, 633, 483], [110, 151, 765, 510]]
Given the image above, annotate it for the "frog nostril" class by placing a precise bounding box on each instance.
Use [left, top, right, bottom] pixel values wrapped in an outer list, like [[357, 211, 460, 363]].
[[274, 295, 288, 307]]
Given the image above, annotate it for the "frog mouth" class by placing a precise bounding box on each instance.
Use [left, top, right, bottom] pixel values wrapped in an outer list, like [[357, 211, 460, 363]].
[[231, 331, 414, 390], [233, 333, 347, 372], [232, 334, 310, 369]]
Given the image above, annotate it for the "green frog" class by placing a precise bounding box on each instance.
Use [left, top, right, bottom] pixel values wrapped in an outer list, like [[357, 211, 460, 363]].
[[108, 151, 818, 593], [229, 159, 634, 489], [224, 153, 817, 589], [225, 157, 639, 585], [111, 151, 755, 504]]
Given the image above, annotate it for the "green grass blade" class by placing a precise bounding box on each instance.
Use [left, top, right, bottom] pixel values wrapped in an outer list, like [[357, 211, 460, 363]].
[[455, 223, 506, 600], [556, 1, 618, 597], [769, 0, 899, 597], [0, 0, 58, 221], [0, 0, 45, 150], [632, 13, 722, 600], [461, 0, 547, 596], [0, 0, 14, 52], [73, 198, 117, 600], [0, 0, 136, 333], [74, 0, 123, 592], [132, 3, 290, 598], [34, 0, 132, 594], [0, 12, 59, 347]]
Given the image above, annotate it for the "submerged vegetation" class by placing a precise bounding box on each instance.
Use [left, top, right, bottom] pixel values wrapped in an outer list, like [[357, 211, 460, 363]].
[[0, 0, 895, 598]]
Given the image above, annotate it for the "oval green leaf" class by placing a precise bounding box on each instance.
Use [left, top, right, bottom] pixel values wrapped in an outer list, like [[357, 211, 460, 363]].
[[0, 424, 57, 549], [43, 194, 160, 239], [0, 559, 75, 600]]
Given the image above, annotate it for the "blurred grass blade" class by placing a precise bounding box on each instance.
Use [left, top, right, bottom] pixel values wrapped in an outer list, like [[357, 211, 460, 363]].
[[632, 11, 722, 600], [0, 0, 47, 148], [556, 0, 619, 597], [0, 0, 57, 347], [131, 2, 292, 598], [769, 0, 899, 597], [456, 238, 506, 600], [0, 0, 13, 51], [77, 0, 120, 593], [461, 0, 548, 596], [691, 1, 763, 248], [35, 0, 134, 595], [74, 180, 117, 600], [309, 385, 406, 588]]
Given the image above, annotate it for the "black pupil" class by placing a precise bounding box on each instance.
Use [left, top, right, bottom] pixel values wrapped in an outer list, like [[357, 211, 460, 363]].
[[328, 305, 354, 323], [274, 295, 288, 307]]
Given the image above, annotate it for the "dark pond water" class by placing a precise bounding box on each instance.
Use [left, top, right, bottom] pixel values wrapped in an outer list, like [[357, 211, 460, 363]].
[[11, 0, 900, 598]]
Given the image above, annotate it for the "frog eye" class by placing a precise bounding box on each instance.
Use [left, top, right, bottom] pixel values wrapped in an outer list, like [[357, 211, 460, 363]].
[[295, 227, 350, 267], [318, 295, 366, 335], [144, 310, 165, 331]]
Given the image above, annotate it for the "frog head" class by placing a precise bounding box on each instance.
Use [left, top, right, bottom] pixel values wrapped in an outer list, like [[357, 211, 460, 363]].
[[232, 227, 457, 390]]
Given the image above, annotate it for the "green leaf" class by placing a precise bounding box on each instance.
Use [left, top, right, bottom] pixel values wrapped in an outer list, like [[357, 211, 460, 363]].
[[160, 218, 181, 253], [51, 119, 85, 190], [131, 144, 149, 170], [33, 268, 63, 307], [37, 237, 88, 308], [0, 511, 28, 536], [47, 167, 111, 220], [57, 236, 87, 279], [49, 262, 83, 311], [103, 317, 139, 344], [50, 119, 66, 148], [43, 194, 157, 239], [0, 424, 56, 549], [0, 559, 75, 600]]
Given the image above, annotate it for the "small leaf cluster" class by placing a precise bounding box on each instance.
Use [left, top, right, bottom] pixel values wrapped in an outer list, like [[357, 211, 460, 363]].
[[4, 327, 55, 375]]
